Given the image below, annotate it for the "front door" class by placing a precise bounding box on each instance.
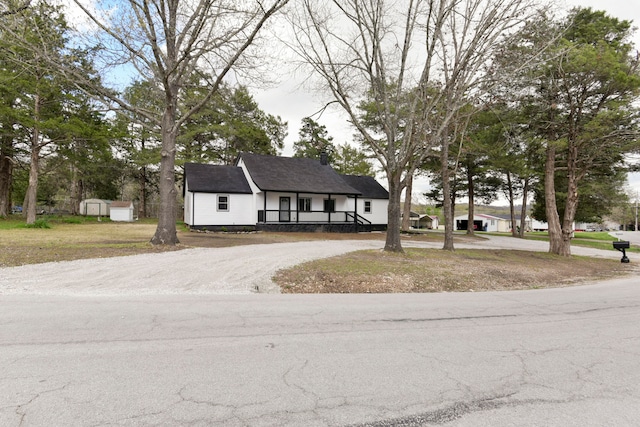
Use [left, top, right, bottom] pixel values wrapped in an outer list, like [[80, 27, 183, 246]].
[[279, 197, 290, 222]]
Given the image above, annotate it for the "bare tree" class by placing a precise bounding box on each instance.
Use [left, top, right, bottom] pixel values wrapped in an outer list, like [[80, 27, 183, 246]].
[[2, 0, 290, 243], [78, 0, 290, 244], [289, 0, 544, 252]]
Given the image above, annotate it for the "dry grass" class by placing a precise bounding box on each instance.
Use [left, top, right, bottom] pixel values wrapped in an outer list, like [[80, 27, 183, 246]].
[[0, 221, 181, 267], [0, 218, 390, 267], [273, 248, 637, 293]]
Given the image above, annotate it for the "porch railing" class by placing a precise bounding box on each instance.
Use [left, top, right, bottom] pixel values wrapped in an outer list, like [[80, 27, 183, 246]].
[[258, 210, 371, 225]]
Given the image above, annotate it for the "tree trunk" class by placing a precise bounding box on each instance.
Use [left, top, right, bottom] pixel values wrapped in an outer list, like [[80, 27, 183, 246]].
[[545, 144, 569, 256], [151, 101, 180, 245], [401, 172, 413, 232], [138, 166, 147, 219], [0, 135, 13, 217], [24, 93, 42, 225], [518, 177, 529, 238], [466, 169, 474, 235], [24, 144, 40, 224], [69, 164, 82, 215], [385, 170, 404, 252], [507, 172, 517, 237], [442, 136, 455, 251]]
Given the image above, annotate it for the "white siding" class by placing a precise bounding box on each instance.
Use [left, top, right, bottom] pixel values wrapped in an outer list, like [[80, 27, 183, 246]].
[[80, 199, 110, 216], [359, 198, 388, 225], [237, 158, 260, 223], [184, 180, 193, 225], [187, 192, 254, 226], [110, 207, 133, 222]]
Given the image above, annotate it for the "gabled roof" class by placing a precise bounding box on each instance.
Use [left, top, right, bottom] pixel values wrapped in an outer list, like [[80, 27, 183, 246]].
[[184, 162, 252, 194], [493, 214, 525, 221], [454, 213, 515, 221], [238, 153, 361, 195], [341, 175, 389, 199]]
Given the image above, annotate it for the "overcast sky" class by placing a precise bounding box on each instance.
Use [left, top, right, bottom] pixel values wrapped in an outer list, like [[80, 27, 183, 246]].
[[254, 0, 640, 204]]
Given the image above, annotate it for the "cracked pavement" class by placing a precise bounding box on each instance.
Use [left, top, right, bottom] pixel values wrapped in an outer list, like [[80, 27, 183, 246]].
[[1, 237, 640, 426]]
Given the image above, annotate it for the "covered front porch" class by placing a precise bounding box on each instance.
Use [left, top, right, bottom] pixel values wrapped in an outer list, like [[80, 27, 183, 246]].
[[256, 191, 372, 232]]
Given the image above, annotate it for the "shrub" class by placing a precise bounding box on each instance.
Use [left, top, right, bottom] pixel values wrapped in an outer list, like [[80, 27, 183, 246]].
[[25, 219, 51, 229]]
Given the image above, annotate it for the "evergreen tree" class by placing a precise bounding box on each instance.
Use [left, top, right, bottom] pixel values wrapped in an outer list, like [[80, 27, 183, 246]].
[[292, 117, 335, 162], [179, 82, 287, 166], [494, 8, 640, 255], [332, 143, 374, 177]]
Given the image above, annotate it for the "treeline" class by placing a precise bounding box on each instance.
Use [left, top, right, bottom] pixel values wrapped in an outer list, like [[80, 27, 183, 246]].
[[0, 1, 372, 221], [1, 1, 640, 257]]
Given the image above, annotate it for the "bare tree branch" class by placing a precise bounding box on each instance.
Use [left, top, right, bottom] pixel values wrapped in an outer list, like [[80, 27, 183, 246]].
[[288, 0, 548, 252]]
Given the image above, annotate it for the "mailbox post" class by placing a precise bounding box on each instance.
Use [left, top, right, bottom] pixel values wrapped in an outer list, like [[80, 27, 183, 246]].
[[613, 240, 630, 263]]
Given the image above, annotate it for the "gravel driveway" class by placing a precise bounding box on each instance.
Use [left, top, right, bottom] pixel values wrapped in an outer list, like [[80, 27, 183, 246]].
[[0, 235, 623, 296], [0, 240, 383, 296]]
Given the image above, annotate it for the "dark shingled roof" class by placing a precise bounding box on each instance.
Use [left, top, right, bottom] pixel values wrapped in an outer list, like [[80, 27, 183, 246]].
[[340, 175, 389, 199], [184, 162, 252, 194], [238, 153, 361, 195]]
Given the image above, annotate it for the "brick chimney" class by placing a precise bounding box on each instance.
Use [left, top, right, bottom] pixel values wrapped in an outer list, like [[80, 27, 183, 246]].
[[320, 151, 328, 165]]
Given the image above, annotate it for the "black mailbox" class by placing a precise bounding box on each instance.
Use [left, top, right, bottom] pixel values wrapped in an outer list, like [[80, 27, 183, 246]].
[[613, 240, 630, 263]]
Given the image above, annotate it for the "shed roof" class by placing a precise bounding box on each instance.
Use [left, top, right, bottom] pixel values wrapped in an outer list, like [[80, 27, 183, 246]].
[[238, 153, 361, 195], [340, 175, 389, 199], [111, 201, 133, 208], [184, 162, 252, 194]]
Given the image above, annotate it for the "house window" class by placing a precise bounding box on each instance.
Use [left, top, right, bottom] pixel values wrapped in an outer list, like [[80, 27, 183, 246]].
[[217, 195, 229, 212], [364, 200, 372, 214], [298, 197, 312, 212], [323, 198, 336, 213]]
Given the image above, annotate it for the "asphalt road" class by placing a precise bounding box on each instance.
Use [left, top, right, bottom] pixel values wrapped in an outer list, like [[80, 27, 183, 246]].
[[2, 277, 640, 426]]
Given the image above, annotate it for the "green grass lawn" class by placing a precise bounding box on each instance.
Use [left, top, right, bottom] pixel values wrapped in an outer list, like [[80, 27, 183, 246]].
[[511, 230, 638, 252]]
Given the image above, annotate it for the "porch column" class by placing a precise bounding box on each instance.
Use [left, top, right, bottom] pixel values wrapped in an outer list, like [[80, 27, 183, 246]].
[[263, 191, 267, 223], [327, 194, 331, 223], [354, 194, 358, 232], [296, 192, 299, 223]]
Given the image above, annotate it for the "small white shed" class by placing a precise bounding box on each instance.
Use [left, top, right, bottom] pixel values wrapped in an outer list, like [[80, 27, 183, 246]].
[[110, 201, 135, 222], [80, 198, 111, 216]]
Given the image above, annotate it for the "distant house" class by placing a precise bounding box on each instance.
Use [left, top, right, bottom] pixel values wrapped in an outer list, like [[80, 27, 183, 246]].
[[110, 201, 135, 222], [492, 214, 532, 232], [183, 153, 389, 232], [531, 219, 578, 232], [421, 215, 440, 229], [406, 211, 440, 229], [80, 198, 111, 216], [456, 214, 530, 232]]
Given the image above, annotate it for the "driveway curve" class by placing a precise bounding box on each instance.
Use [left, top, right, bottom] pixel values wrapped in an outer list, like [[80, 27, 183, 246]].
[[0, 235, 627, 296]]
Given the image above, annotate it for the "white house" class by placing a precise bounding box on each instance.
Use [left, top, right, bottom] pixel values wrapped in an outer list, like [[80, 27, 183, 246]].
[[110, 201, 135, 222], [456, 213, 532, 233], [183, 153, 389, 232], [531, 218, 578, 232], [406, 211, 440, 229]]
